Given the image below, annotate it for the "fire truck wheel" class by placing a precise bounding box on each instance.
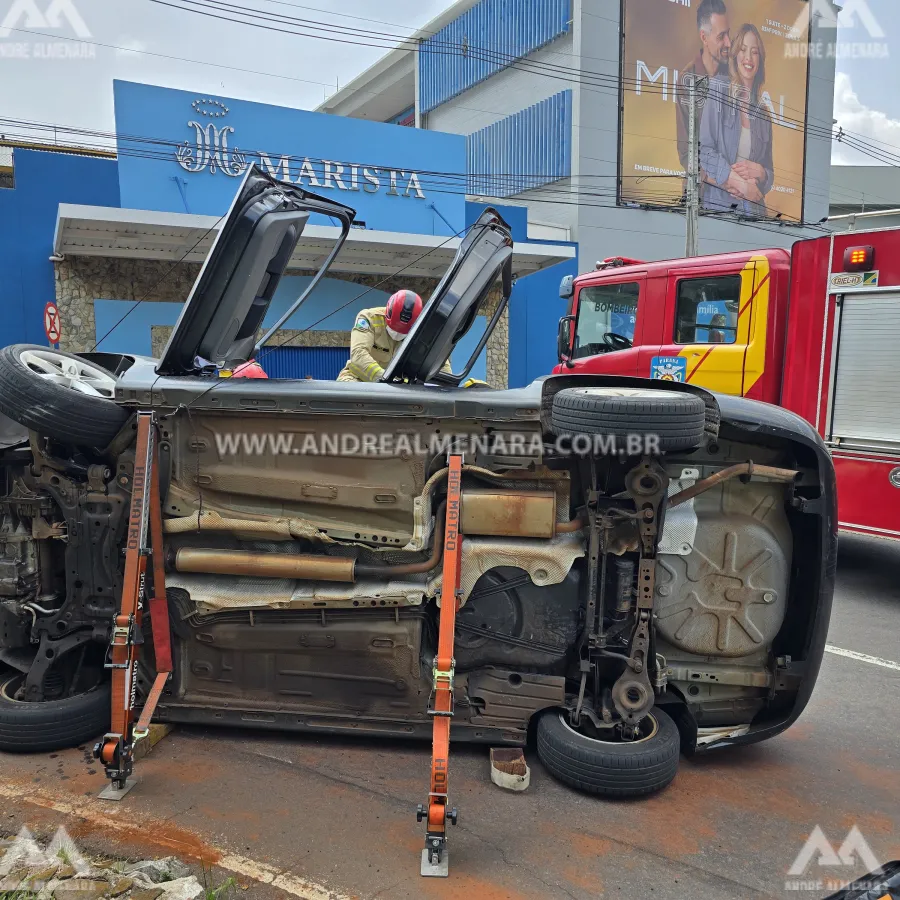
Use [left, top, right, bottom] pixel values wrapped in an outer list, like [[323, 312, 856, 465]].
[[550, 387, 706, 452], [0, 674, 111, 753], [536, 706, 680, 797], [0, 344, 129, 448]]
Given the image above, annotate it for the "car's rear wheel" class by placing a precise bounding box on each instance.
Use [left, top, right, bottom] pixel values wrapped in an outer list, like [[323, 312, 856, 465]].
[[0, 672, 111, 753], [536, 706, 680, 797], [0, 344, 129, 447], [550, 387, 706, 453]]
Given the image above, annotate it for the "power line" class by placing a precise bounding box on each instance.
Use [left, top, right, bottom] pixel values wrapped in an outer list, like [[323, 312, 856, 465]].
[[0, 113, 836, 233], [144, 0, 900, 210], [7, 25, 895, 205], [6, 0, 885, 177], [4, 26, 340, 91], [147, 0, 813, 127], [91, 215, 227, 350], [4, 114, 828, 231], [150, 0, 900, 161]]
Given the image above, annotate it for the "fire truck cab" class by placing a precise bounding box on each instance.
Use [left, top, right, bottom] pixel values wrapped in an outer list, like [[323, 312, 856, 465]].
[[554, 227, 900, 540]]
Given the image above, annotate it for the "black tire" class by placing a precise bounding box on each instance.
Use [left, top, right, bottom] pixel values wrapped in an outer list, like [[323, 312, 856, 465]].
[[536, 706, 680, 798], [0, 674, 111, 753], [551, 387, 706, 452], [0, 344, 129, 447]]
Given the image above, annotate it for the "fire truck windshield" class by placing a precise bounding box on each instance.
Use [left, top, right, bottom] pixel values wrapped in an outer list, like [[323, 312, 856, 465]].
[[573, 282, 640, 358]]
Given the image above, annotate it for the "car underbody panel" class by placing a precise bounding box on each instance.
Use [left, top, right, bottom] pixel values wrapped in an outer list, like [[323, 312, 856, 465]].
[[0, 373, 835, 760]]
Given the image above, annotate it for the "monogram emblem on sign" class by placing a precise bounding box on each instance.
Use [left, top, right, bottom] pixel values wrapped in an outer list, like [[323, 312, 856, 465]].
[[176, 98, 248, 177]]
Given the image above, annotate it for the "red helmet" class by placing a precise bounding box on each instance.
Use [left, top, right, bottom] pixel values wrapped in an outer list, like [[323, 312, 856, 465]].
[[384, 290, 423, 338], [231, 360, 268, 379]]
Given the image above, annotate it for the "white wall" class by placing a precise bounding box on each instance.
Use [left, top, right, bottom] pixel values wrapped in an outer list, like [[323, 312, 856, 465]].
[[804, 5, 840, 226], [492, 179, 578, 230]]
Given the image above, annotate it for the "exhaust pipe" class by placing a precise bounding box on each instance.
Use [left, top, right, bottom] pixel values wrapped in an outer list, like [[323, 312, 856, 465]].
[[169, 495, 586, 582], [172, 548, 357, 582]]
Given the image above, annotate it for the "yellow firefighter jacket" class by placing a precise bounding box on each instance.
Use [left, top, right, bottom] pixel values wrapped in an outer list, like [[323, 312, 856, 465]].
[[336, 306, 454, 383], [336, 307, 398, 383]]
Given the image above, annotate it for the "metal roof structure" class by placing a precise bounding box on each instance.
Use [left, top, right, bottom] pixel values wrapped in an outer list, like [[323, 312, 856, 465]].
[[54, 203, 574, 279]]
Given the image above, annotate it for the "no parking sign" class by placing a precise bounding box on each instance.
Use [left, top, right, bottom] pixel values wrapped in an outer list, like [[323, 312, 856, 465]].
[[44, 302, 61, 345]]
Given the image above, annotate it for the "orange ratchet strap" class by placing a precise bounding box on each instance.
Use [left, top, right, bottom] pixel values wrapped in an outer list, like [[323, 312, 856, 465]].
[[418, 454, 463, 876], [95, 412, 172, 792]]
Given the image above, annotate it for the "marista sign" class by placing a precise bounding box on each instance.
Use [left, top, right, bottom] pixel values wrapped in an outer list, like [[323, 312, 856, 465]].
[[113, 81, 466, 235]]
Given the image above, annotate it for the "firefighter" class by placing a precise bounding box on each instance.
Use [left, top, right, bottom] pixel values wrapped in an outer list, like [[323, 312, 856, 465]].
[[337, 290, 423, 383]]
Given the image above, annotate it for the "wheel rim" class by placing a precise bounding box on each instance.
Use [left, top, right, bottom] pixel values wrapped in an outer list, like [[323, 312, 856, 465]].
[[0, 674, 26, 702], [573, 388, 675, 400], [560, 711, 660, 745], [19, 349, 117, 400], [0, 643, 105, 702]]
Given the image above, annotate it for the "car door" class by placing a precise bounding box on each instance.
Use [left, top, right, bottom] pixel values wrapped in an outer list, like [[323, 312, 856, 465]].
[[652, 265, 756, 394]]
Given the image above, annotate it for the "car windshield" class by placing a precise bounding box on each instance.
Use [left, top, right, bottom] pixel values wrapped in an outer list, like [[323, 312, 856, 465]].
[[573, 282, 639, 358]]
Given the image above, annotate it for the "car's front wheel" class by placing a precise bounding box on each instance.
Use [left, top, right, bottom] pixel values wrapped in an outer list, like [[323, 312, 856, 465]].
[[0, 344, 129, 447], [536, 706, 680, 797], [0, 672, 111, 753]]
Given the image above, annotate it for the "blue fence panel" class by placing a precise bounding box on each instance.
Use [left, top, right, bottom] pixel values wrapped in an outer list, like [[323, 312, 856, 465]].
[[419, 0, 571, 114], [261, 346, 349, 380], [467, 90, 572, 198]]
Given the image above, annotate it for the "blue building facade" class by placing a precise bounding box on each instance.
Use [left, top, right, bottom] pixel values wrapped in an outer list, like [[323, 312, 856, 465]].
[[114, 80, 466, 236], [2, 81, 576, 387], [0, 148, 119, 346]]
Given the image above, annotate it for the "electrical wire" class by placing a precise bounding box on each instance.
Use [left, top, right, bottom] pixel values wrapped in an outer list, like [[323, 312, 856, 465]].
[[6, 26, 895, 206], [143, 0, 900, 211], [178, 221, 472, 411], [149, 0, 897, 157], [9, 0, 895, 172], [90, 214, 227, 350], [0, 113, 837, 233]]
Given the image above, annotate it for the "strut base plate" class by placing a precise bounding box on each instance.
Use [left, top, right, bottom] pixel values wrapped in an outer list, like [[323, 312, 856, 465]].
[[420, 848, 449, 878], [98, 777, 139, 801]]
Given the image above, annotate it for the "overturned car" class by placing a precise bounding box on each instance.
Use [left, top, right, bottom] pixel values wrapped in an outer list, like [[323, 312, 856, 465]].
[[0, 167, 836, 798]]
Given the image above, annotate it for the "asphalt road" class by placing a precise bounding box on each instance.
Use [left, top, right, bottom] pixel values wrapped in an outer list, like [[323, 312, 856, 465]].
[[1, 533, 897, 900]]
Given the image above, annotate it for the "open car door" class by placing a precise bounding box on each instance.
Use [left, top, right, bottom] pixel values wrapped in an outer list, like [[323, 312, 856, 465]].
[[381, 209, 513, 387], [156, 164, 356, 376]]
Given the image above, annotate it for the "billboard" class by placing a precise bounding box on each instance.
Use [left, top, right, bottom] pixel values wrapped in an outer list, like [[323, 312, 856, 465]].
[[619, 0, 811, 222]]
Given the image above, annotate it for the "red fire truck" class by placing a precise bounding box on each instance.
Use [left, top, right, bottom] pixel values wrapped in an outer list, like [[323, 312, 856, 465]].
[[554, 226, 900, 541]]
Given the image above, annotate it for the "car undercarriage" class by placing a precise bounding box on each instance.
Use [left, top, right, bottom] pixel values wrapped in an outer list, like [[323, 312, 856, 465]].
[[0, 166, 836, 803]]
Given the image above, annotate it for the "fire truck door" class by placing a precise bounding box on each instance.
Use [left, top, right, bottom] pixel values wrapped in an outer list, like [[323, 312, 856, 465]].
[[651, 260, 767, 395]]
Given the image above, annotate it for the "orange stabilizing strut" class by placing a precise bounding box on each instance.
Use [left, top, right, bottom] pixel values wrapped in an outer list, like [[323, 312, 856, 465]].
[[417, 454, 463, 877], [94, 412, 173, 795]]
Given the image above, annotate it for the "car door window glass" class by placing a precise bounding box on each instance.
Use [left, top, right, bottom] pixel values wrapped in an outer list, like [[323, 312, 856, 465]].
[[674, 276, 741, 345], [573, 282, 640, 359]]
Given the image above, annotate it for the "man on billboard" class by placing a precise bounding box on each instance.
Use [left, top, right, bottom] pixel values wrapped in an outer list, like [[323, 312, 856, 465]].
[[676, 0, 732, 173]]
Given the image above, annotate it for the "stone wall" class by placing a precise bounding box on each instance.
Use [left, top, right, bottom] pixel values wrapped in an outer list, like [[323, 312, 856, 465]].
[[55, 257, 200, 354], [54, 256, 510, 387], [482, 285, 509, 389]]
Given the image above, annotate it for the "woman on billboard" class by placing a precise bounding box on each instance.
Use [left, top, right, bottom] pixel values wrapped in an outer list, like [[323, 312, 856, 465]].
[[699, 23, 774, 217]]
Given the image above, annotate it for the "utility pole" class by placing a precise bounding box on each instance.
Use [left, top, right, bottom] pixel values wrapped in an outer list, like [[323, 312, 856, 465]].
[[685, 75, 707, 258]]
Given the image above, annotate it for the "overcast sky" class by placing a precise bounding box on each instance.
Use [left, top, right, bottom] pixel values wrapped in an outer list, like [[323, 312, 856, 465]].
[[0, 0, 896, 166]]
